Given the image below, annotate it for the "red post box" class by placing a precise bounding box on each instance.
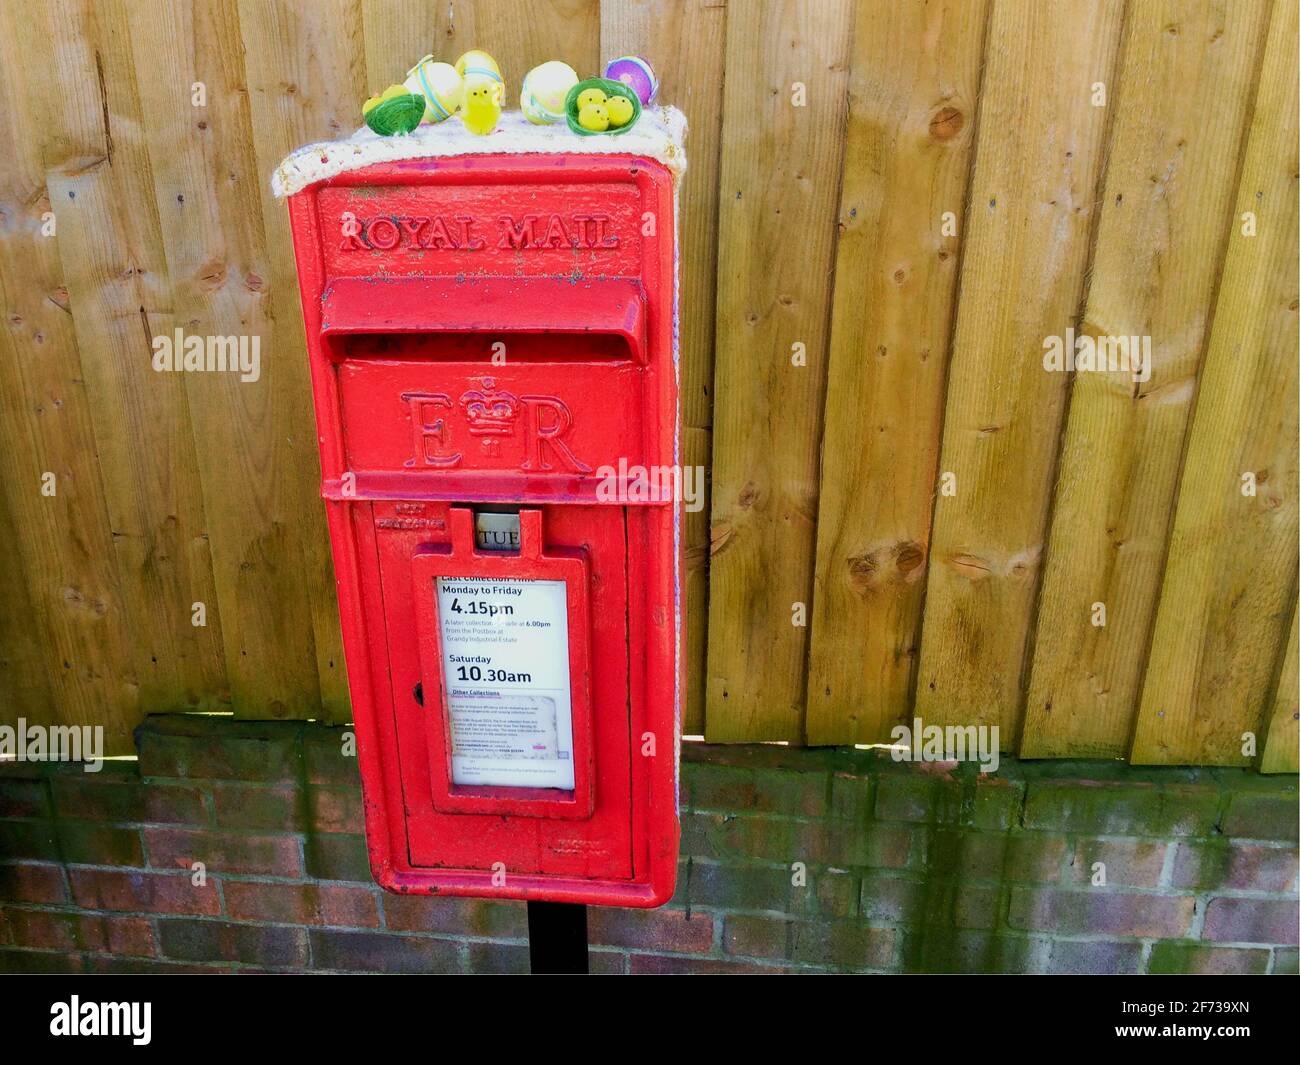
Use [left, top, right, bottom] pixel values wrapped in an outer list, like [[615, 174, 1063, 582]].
[[281, 129, 683, 907]]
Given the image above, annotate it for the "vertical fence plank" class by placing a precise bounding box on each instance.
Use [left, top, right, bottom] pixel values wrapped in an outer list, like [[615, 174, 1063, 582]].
[[216, 0, 371, 721], [600, 0, 725, 429], [805, 0, 989, 745], [913, 0, 1125, 738], [1021, 0, 1271, 759], [601, 0, 726, 733], [705, 0, 853, 742], [0, 1, 141, 748], [473, 0, 600, 80], [44, 0, 230, 715], [1260, 608, 1298, 773], [360, 0, 460, 92], [135, 0, 329, 722], [1131, 0, 1299, 766]]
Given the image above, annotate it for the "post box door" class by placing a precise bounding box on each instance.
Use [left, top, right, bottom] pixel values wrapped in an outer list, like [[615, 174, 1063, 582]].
[[372, 501, 633, 880]]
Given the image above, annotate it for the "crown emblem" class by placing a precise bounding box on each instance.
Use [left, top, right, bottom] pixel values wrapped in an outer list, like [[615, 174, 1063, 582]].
[[459, 377, 521, 439]]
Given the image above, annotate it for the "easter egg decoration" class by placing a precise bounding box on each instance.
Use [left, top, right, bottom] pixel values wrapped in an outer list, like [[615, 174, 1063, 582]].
[[363, 85, 426, 135], [577, 102, 609, 132], [459, 74, 502, 136], [605, 93, 634, 128], [455, 49, 503, 91], [403, 56, 463, 123], [603, 55, 658, 105], [575, 86, 607, 112], [520, 60, 579, 125]]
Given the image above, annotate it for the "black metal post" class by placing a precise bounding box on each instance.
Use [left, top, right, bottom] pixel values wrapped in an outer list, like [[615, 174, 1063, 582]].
[[527, 901, 589, 973]]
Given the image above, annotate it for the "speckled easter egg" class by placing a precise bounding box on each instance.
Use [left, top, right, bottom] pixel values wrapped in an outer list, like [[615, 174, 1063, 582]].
[[603, 55, 657, 105], [520, 61, 579, 124], [403, 57, 463, 122]]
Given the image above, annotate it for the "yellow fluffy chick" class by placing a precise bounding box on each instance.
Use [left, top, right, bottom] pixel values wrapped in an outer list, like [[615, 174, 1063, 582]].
[[606, 94, 634, 127], [578, 102, 609, 132], [459, 75, 502, 135]]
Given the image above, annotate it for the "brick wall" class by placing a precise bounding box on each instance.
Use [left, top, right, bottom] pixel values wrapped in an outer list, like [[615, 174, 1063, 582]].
[[1, 715, 1296, 974]]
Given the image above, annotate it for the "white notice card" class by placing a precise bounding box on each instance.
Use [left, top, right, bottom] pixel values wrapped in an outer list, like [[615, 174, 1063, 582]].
[[435, 577, 575, 790]]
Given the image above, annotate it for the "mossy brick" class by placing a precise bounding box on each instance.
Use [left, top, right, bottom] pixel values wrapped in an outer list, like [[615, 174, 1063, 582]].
[[158, 918, 308, 966], [860, 874, 1001, 930], [303, 832, 371, 881], [136, 715, 303, 782], [1022, 781, 1218, 836], [874, 774, 945, 822], [302, 727, 362, 786], [829, 773, 873, 821], [224, 881, 379, 928], [589, 906, 712, 953], [50, 775, 204, 825], [0, 863, 68, 905], [57, 822, 144, 866], [145, 827, 301, 878], [1221, 792, 1299, 842], [309, 929, 460, 973], [686, 762, 827, 817], [1274, 947, 1298, 974], [681, 810, 805, 863], [630, 953, 792, 974], [0, 777, 49, 818], [1202, 897, 1299, 945], [589, 950, 627, 975], [1047, 939, 1142, 975], [383, 894, 527, 937], [684, 860, 857, 917], [1148, 941, 1270, 975], [1171, 841, 1298, 892], [723, 914, 893, 969], [0, 949, 93, 974], [810, 822, 913, 868], [1008, 887, 1194, 938], [0, 951, 216, 975], [308, 787, 365, 834], [209, 782, 363, 835], [916, 831, 1066, 882], [2, 907, 155, 956], [874, 773, 1022, 830], [1068, 840, 1168, 888], [464, 941, 530, 974], [69, 869, 220, 915], [0, 819, 58, 861], [211, 784, 306, 831], [899, 930, 1043, 974], [76, 955, 224, 975]]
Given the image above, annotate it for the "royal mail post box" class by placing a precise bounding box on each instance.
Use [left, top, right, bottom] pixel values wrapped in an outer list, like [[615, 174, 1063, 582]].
[[284, 148, 681, 907]]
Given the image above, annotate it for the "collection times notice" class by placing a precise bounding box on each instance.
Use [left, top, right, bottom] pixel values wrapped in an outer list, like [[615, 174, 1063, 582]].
[[435, 577, 575, 790]]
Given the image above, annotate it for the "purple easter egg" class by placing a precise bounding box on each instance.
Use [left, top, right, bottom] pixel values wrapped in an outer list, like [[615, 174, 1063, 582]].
[[603, 55, 658, 105]]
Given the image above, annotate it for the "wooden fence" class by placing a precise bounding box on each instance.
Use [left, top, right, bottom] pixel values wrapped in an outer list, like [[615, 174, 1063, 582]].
[[0, 0, 1295, 769]]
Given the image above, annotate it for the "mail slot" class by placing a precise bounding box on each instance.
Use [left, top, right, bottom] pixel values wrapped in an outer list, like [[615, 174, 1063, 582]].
[[285, 153, 681, 906]]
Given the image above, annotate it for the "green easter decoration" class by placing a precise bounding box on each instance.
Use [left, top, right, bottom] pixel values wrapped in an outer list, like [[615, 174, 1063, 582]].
[[364, 91, 426, 136], [565, 77, 641, 136]]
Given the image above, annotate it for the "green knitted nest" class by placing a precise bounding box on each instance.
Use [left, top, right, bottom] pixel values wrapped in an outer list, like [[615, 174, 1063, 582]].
[[564, 77, 642, 136], [365, 93, 426, 136]]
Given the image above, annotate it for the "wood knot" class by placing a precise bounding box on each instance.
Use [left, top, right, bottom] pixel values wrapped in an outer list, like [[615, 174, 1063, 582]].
[[929, 106, 964, 140], [895, 541, 924, 574]]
